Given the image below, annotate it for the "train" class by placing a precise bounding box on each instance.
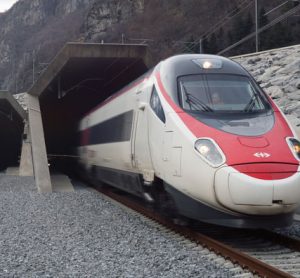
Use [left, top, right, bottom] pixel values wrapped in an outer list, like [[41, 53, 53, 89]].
[[77, 54, 300, 228]]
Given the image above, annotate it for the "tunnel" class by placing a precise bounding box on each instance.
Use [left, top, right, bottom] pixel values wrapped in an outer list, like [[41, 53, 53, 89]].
[[0, 92, 26, 172], [27, 43, 151, 186]]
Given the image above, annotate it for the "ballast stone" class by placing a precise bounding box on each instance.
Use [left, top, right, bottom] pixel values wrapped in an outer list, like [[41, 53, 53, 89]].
[[0, 184, 244, 277], [0, 174, 36, 192]]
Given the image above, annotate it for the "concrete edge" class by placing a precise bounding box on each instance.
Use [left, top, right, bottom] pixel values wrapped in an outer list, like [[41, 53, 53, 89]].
[[28, 43, 151, 97], [230, 44, 300, 59]]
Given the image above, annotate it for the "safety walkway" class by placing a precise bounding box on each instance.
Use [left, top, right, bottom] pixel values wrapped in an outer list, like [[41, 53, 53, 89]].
[[51, 174, 74, 192]]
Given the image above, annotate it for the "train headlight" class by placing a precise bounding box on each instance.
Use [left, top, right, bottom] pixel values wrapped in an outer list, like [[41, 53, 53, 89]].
[[194, 138, 226, 167], [287, 137, 300, 160], [192, 58, 223, 69]]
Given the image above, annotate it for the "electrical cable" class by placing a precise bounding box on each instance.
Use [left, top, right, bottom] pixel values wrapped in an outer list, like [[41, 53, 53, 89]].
[[202, 0, 253, 40], [176, 0, 254, 53], [218, 3, 300, 55]]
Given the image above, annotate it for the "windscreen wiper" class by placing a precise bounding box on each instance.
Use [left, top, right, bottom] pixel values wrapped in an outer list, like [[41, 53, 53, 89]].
[[243, 94, 259, 112], [186, 93, 213, 112], [181, 84, 213, 112]]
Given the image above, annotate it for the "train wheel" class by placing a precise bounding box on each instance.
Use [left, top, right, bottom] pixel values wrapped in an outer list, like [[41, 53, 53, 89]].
[[151, 181, 178, 219]]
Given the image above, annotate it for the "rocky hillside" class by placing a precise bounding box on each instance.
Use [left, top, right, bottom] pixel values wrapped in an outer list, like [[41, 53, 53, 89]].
[[2, 0, 298, 94], [0, 0, 144, 93], [0, 0, 90, 93]]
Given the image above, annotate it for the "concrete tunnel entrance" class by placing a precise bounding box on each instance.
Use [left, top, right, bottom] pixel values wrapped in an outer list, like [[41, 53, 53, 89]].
[[0, 91, 26, 172], [27, 43, 151, 191]]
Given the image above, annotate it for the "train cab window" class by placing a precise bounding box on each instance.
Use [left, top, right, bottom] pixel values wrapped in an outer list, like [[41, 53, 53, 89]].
[[178, 74, 271, 114], [178, 74, 274, 136], [150, 86, 166, 123]]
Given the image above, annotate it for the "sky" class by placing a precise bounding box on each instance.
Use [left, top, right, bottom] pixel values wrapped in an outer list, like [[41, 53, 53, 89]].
[[0, 0, 19, 12]]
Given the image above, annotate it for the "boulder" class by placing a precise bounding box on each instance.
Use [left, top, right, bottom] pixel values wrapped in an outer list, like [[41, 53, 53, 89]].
[[284, 102, 300, 114], [277, 60, 300, 75], [260, 66, 281, 80], [287, 90, 300, 101], [275, 96, 289, 108], [265, 86, 285, 99]]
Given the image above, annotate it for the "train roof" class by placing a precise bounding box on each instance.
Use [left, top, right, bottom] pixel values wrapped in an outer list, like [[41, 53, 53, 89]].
[[159, 54, 250, 78], [156, 54, 254, 107]]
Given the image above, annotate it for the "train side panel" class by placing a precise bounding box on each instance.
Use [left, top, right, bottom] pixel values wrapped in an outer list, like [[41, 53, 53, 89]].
[[79, 93, 135, 171], [78, 77, 156, 195], [147, 80, 222, 211]]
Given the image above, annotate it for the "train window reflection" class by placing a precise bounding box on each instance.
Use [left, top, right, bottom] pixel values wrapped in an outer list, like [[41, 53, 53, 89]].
[[150, 86, 166, 123], [178, 74, 270, 113]]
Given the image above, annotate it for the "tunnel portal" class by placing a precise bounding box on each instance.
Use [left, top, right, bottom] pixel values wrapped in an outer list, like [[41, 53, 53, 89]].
[[27, 43, 151, 191], [0, 91, 26, 172]]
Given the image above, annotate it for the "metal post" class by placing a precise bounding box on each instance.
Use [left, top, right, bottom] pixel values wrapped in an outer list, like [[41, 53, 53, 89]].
[[32, 50, 35, 84], [199, 38, 203, 53], [255, 0, 259, 52]]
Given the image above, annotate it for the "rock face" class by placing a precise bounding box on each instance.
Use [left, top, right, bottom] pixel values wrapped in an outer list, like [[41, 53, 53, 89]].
[[0, 0, 144, 93], [233, 45, 300, 134], [84, 0, 144, 41], [0, 0, 266, 94], [1, 0, 299, 138], [0, 0, 93, 93], [13, 93, 27, 111]]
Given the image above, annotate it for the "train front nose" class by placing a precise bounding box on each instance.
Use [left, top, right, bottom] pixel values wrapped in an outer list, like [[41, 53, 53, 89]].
[[214, 164, 300, 215]]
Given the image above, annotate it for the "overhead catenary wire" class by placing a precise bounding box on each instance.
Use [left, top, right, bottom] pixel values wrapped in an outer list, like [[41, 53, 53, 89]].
[[175, 0, 254, 53], [218, 3, 300, 55], [103, 59, 140, 89], [61, 78, 104, 96], [201, 0, 253, 40]]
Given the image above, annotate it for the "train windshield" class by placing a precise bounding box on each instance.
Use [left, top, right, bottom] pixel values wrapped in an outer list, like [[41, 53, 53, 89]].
[[178, 74, 274, 136], [178, 74, 271, 113]]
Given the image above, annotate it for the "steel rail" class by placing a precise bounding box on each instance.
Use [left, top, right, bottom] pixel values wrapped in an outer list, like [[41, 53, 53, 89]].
[[94, 185, 294, 278]]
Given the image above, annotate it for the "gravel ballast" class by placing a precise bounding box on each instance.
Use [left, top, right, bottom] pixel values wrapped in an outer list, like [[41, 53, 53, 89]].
[[0, 175, 36, 192], [0, 176, 249, 277], [277, 220, 300, 240]]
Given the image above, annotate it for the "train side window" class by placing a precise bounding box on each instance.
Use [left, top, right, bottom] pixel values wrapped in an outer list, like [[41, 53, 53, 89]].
[[150, 86, 166, 123]]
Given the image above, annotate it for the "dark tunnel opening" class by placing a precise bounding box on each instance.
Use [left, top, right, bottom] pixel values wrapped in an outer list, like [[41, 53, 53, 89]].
[[0, 98, 24, 172], [39, 57, 149, 176]]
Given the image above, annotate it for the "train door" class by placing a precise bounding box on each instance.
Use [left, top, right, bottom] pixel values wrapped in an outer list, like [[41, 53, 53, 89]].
[[132, 83, 154, 179], [147, 85, 167, 180]]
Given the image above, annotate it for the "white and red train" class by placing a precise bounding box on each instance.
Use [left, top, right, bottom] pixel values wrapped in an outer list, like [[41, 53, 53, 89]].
[[77, 54, 300, 228]]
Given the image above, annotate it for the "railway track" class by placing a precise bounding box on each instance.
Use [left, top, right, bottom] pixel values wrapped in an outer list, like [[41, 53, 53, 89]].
[[92, 184, 300, 278], [192, 224, 300, 278]]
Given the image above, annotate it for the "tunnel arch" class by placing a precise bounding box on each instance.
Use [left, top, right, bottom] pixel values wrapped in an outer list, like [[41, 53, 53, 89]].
[[27, 43, 151, 191]]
